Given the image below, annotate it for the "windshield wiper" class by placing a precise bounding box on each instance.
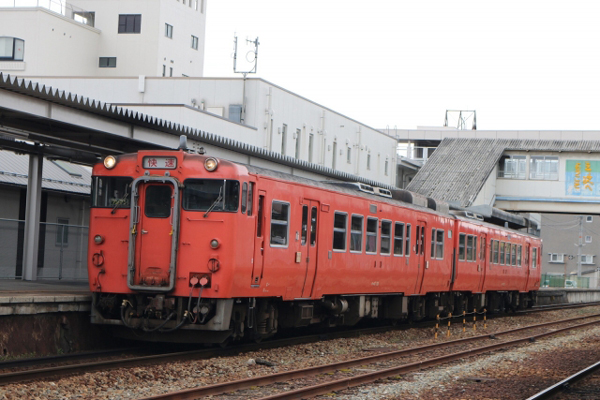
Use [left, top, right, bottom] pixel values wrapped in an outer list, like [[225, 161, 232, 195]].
[[111, 190, 130, 214], [203, 186, 223, 218]]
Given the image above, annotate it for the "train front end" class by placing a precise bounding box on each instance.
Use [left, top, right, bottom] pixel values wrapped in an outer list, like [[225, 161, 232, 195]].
[[88, 149, 246, 343]]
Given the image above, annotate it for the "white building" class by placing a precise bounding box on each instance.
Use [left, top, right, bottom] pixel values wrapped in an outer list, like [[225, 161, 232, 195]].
[[0, 0, 206, 78]]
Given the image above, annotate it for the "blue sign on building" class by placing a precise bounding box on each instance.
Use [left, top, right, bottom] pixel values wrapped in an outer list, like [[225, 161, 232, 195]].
[[565, 160, 600, 197]]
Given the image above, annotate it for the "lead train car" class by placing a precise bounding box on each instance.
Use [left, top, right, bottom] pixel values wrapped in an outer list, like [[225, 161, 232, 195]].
[[88, 148, 541, 343]]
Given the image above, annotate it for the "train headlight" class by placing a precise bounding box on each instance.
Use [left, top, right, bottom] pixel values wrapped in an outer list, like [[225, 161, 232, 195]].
[[94, 235, 104, 245], [204, 157, 218, 172], [210, 239, 220, 249], [104, 155, 117, 169]]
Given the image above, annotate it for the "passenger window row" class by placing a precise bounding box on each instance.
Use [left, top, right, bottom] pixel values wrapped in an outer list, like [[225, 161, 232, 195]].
[[458, 233, 478, 262], [333, 211, 413, 257], [490, 240, 522, 267]]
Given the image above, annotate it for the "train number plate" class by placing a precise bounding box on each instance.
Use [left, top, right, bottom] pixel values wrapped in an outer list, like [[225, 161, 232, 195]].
[[143, 156, 177, 169]]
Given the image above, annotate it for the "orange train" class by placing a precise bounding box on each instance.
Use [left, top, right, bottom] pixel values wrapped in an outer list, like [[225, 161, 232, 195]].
[[88, 141, 541, 343]]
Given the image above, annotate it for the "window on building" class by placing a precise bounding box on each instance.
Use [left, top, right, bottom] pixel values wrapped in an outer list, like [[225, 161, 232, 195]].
[[548, 253, 564, 263], [191, 35, 199, 50], [380, 220, 391, 255], [529, 156, 559, 180], [295, 129, 302, 159], [350, 215, 363, 253], [581, 255, 595, 264], [165, 23, 173, 38], [0, 37, 24, 61], [169, 67, 173, 77], [98, 57, 116, 68], [270, 201, 289, 247], [385, 159, 389, 176], [333, 212, 347, 251], [347, 146, 351, 164], [394, 222, 405, 256], [367, 153, 371, 170], [281, 124, 287, 155], [366, 217, 378, 254], [586, 235, 592, 243], [497, 155, 527, 179], [162, 65, 166, 77], [586, 216, 593, 222], [118, 14, 141, 33], [56, 218, 69, 247], [308, 133, 314, 163]]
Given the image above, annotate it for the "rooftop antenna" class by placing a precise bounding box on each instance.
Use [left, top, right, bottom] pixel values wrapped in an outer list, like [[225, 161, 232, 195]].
[[444, 110, 477, 130], [233, 34, 260, 124]]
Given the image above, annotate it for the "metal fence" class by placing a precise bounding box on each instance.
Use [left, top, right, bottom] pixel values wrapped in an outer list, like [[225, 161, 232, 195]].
[[0, 0, 95, 27], [0, 218, 88, 280], [541, 273, 590, 289]]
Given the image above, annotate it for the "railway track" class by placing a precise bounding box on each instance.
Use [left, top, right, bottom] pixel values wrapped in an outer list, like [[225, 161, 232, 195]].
[[1, 301, 597, 389], [526, 360, 600, 400], [139, 313, 600, 400]]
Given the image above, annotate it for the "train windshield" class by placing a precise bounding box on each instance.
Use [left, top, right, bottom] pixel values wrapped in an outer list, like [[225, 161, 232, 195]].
[[92, 176, 133, 208], [183, 179, 240, 212]]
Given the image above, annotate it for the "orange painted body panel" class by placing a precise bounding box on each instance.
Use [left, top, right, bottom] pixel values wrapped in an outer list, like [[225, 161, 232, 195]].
[[88, 150, 541, 302]]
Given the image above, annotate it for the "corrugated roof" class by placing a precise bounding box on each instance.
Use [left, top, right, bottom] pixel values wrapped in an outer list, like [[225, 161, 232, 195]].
[[406, 138, 600, 207], [0, 150, 91, 194]]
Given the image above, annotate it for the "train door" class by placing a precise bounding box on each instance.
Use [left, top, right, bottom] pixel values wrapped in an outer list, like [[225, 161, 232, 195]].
[[299, 200, 319, 298], [477, 233, 487, 292], [251, 191, 266, 286], [413, 220, 427, 294], [524, 244, 533, 290], [128, 177, 180, 292]]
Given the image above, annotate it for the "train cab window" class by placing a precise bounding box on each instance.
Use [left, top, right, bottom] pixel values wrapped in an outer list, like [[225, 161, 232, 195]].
[[241, 183, 247, 214], [499, 242, 505, 264], [183, 179, 240, 212], [145, 185, 172, 218], [92, 176, 133, 209], [301, 205, 308, 245], [350, 215, 363, 253], [405, 224, 411, 256], [394, 223, 405, 256], [366, 217, 378, 254], [517, 245, 522, 267], [270, 201, 290, 247], [380, 220, 392, 255], [493, 240, 499, 264], [458, 233, 466, 261], [532, 247, 538, 268], [333, 212, 348, 251]]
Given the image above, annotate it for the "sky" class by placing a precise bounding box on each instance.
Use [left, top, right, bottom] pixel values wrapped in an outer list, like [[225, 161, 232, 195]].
[[204, 0, 600, 131]]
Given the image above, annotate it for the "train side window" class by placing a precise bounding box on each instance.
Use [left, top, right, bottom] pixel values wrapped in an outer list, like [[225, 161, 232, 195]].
[[419, 226, 425, 255], [430, 229, 436, 258], [489, 239, 493, 263], [517, 245, 522, 267], [499, 242, 505, 265], [256, 195, 264, 237], [270, 200, 289, 247], [466, 235, 474, 261], [405, 224, 411, 257], [310, 206, 317, 246], [301, 205, 308, 245], [241, 182, 247, 214], [493, 240, 499, 264], [366, 217, 378, 254], [436, 230, 444, 259], [511, 244, 517, 266], [458, 233, 466, 261], [532, 247, 538, 268], [333, 212, 347, 251], [380, 220, 392, 255], [247, 183, 254, 216], [350, 214, 363, 253], [505, 243, 511, 266], [394, 222, 404, 256], [414, 226, 420, 255]]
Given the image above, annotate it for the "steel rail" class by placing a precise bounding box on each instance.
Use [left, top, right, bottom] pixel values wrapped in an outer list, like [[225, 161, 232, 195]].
[[0, 347, 141, 370], [140, 314, 600, 400], [525, 360, 600, 400]]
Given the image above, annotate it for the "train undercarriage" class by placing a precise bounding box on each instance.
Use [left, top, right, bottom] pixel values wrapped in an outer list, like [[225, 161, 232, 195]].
[[91, 290, 537, 344]]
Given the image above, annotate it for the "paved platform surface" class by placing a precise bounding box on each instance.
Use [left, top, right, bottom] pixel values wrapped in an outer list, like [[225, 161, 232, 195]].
[[0, 279, 91, 315]]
